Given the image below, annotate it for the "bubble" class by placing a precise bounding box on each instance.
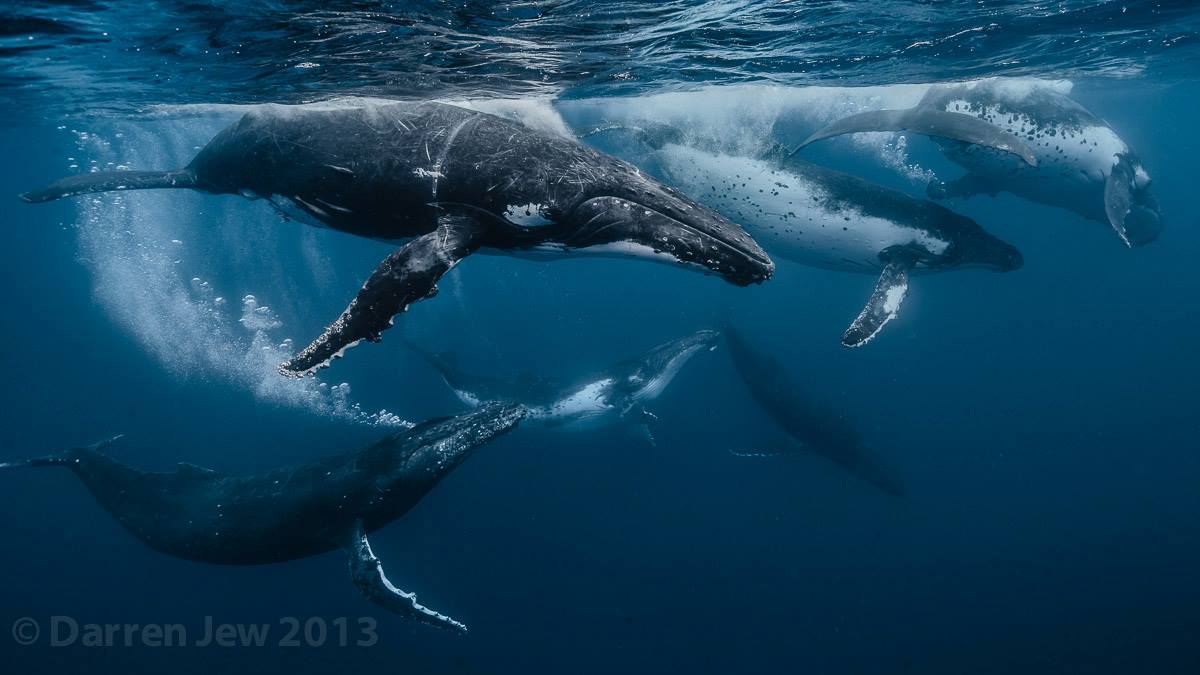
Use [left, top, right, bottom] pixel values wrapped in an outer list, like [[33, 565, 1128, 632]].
[[70, 114, 411, 428]]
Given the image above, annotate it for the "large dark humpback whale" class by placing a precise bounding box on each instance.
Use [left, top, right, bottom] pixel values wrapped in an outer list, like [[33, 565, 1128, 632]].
[[20, 102, 773, 375], [724, 324, 905, 497], [0, 404, 526, 633], [795, 80, 1162, 247]]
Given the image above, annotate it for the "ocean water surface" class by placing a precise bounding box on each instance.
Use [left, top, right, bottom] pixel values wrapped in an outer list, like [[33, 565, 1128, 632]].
[[1, 2, 1198, 674]]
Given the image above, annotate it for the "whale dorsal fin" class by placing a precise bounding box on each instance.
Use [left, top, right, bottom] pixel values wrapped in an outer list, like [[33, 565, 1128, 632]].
[[842, 250, 917, 348], [792, 108, 1038, 167]]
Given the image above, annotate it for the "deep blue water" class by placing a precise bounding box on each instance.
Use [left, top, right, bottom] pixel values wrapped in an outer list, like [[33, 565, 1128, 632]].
[[1, 2, 1199, 674]]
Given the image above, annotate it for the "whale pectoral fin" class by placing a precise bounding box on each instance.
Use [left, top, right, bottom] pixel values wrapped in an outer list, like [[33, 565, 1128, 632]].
[[280, 214, 484, 376], [793, 108, 1037, 167], [621, 406, 658, 446], [842, 254, 915, 348], [345, 521, 468, 633], [1104, 156, 1136, 248]]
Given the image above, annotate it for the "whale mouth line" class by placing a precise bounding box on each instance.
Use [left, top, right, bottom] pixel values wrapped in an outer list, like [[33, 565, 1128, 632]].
[[568, 195, 773, 283], [669, 216, 774, 268], [617, 200, 774, 276]]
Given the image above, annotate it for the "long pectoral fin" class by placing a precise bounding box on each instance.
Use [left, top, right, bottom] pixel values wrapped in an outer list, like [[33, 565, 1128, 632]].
[[621, 406, 659, 447], [1104, 156, 1135, 248], [345, 521, 468, 633], [280, 213, 484, 376], [793, 108, 1037, 167], [842, 257, 915, 348]]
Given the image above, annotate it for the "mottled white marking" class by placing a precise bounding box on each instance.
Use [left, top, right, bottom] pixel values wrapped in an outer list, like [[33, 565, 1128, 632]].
[[882, 281, 907, 315], [528, 378, 614, 426], [503, 202, 553, 227], [314, 197, 353, 214], [451, 387, 482, 407], [658, 144, 949, 272], [941, 99, 1131, 179], [292, 195, 329, 219], [413, 168, 444, 179], [268, 194, 328, 229]]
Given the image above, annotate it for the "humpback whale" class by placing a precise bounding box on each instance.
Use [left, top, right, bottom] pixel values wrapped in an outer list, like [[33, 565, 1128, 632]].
[[589, 128, 1023, 347], [795, 80, 1162, 247], [0, 404, 525, 633], [724, 323, 905, 497], [20, 102, 773, 375], [408, 329, 719, 442]]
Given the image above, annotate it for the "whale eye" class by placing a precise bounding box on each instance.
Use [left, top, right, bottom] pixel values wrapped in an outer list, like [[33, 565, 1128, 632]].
[[503, 202, 554, 227]]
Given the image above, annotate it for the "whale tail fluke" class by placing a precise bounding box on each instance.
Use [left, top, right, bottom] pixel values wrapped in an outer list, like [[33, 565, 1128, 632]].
[[19, 170, 197, 203], [791, 108, 1038, 167], [0, 435, 124, 471]]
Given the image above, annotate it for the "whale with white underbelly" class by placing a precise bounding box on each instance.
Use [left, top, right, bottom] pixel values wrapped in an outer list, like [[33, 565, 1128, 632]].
[[654, 143, 1023, 347], [795, 79, 1162, 247]]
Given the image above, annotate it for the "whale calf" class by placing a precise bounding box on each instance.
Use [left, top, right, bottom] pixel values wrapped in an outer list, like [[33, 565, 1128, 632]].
[[649, 141, 1022, 347], [795, 79, 1162, 247], [724, 323, 905, 497], [0, 404, 525, 632], [408, 329, 719, 443], [21, 102, 773, 375]]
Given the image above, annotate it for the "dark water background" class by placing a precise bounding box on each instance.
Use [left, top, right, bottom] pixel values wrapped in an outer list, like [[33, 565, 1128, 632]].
[[1, 2, 1199, 674]]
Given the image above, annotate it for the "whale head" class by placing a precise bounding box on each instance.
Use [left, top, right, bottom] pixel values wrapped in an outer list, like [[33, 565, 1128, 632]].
[[1119, 160, 1163, 247], [940, 212, 1024, 272], [365, 403, 525, 502], [550, 159, 775, 287], [621, 329, 720, 402]]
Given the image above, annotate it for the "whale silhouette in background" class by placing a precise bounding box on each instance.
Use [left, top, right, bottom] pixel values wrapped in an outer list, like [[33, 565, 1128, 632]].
[[723, 323, 905, 497]]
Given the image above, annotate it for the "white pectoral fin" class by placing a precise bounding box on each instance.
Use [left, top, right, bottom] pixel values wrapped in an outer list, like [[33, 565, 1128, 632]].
[[345, 521, 468, 633], [1104, 157, 1135, 248], [842, 257, 914, 348]]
